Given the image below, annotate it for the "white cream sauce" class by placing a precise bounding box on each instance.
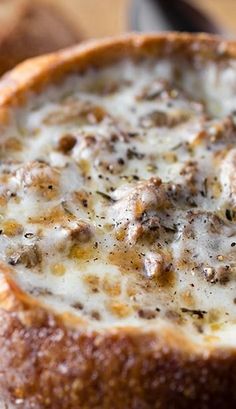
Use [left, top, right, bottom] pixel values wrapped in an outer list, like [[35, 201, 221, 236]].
[[1, 58, 236, 344]]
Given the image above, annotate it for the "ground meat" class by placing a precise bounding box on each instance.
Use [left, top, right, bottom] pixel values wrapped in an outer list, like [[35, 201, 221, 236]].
[[8, 244, 42, 268], [57, 134, 77, 154], [43, 100, 107, 125], [136, 79, 171, 101], [109, 178, 179, 244], [140, 109, 190, 129], [16, 161, 60, 199], [203, 265, 234, 284], [68, 221, 93, 243], [206, 115, 236, 143], [180, 160, 198, 185]]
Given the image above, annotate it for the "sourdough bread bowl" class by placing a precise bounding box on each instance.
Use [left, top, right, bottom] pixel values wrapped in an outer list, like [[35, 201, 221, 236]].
[[0, 33, 236, 408]]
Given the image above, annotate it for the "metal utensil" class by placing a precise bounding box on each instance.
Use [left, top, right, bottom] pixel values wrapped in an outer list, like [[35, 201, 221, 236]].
[[130, 0, 222, 34]]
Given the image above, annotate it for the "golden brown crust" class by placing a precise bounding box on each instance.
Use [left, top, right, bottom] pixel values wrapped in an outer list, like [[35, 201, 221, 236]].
[[1, 32, 236, 109], [0, 33, 236, 408], [0, 268, 236, 409], [1, 307, 236, 409]]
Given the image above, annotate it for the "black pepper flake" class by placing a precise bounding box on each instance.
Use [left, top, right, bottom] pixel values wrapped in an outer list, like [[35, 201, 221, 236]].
[[231, 242, 236, 247], [24, 233, 34, 238], [117, 158, 125, 165], [226, 208, 233, 221], [127, 148, 145, 160], [127, 132, 138, 138], [181, 307, 207, 319], [201, 178, 208, 198], [72, 302, 83, 310], [91, 311, 101, 320]]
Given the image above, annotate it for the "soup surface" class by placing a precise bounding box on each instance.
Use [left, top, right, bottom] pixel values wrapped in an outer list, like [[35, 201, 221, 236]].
[[1, 58, 236, 344]]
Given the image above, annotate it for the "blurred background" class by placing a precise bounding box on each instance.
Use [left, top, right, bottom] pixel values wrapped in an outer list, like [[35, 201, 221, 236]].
[[0, 0, 235, 75]]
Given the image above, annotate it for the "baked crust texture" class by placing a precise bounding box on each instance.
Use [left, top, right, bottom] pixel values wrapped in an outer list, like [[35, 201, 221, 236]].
[[0, 33, 236, 408]]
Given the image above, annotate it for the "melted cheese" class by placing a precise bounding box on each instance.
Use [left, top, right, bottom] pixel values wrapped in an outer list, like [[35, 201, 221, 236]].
[[1, 58, 236, 344]]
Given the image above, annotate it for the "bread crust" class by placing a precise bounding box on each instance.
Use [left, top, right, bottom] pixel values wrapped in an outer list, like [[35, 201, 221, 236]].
[[0, 33, 236, 408]]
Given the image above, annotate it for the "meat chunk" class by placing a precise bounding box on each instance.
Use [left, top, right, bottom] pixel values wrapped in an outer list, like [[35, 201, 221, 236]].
[[173, 210, 236, 284], [184, 210, 224, 237], [8, 244, 42, 268], [206, 115, 236, 143], [43, 100, 106, 125], [73, 127, 131, 175], [140, 109, 190, 129], [136, 79, 173, 101], [180, 160, 198, 185], [203, 265, 233, 285], [68, 221, 93, 243], [109, 178, 178, 244], [16, 161, 60, 199], [57, 134, 77, 154]]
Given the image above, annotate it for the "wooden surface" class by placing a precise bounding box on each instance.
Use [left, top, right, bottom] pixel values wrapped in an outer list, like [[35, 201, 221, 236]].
[[193, 0, 236, 36], [45, 0, 130, 39], [45, 0, 236, 39]]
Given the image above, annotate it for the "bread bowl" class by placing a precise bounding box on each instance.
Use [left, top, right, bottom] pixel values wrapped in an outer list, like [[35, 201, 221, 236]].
[[0, 32, 236, 408]]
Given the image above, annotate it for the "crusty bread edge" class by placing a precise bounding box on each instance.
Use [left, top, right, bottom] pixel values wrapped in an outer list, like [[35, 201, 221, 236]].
[[0, 32, 235, 107]]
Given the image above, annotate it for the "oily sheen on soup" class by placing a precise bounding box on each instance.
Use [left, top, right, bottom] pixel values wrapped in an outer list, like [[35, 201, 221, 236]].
[[0, 58, 236, 344]]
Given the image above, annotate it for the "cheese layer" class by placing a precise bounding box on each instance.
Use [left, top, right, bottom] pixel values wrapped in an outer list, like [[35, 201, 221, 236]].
[[1, 58, 236, 343]]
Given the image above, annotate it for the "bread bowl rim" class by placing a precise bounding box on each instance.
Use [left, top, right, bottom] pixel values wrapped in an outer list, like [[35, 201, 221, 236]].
[[0, 32, 236, 408]]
